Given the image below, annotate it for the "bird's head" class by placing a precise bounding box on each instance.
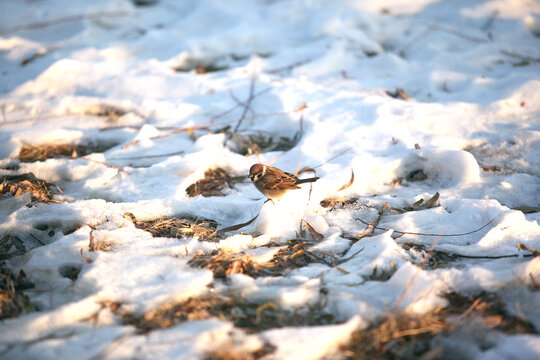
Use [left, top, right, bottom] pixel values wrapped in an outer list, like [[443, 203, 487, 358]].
[[248, 163, 265, 181]]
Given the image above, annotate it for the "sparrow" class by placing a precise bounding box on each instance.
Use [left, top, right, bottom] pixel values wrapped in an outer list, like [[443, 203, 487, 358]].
[[248, 163, 319, 200]]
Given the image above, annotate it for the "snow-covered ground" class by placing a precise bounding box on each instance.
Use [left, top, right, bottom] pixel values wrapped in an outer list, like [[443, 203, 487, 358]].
[[1, 0, 540, 359]]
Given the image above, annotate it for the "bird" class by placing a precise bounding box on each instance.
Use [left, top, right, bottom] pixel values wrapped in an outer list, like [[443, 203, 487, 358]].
[[248, 163, 319, 200]]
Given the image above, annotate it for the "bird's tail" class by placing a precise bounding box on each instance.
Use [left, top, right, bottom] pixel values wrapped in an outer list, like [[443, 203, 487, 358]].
[[296, 177, 319, 184]]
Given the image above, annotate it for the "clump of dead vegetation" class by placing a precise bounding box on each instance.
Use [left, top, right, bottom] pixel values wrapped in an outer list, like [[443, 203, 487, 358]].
[[171, 61, 228, 74], [79, 229, 117, 264], [124, 213, 220, 241], [188, 240, 331, 280], [189, 249, 263, 279], [0, 173, 61, 203], [0, 235, 27, 261], [0, 266, 34, 320], [186, 168, 243, 197], [267, 241, 320, 270], [227, 131, 301, 156], [105, 291, 335, 335], [18, 143, 112, 162], [385, 87, 410, 100], [340, 291, 537, 360], [206, 342, 276, 360]]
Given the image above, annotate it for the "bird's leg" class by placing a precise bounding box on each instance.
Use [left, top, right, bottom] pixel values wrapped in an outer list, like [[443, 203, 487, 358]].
[[264, 198, 275, 205]]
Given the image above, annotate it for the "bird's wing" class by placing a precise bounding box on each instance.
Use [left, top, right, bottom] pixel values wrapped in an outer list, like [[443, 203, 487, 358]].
[[265, 172, 300, 190]]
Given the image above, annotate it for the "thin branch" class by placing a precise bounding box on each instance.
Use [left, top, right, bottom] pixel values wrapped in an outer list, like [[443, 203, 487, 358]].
[[233, 76, 256, 133], [0, 114, 76, 128], [481, 10, 499, 31], [312, 147, 353, 170], [266, 59, 312, 74], [122, 107, 297, 149], [360, 205, 391, 238], [57, 155, 128, 173], [100, 125, 177, 131], [390, 236, 441, 314], [1, 11, 133, 36], [218, 214, 259, 232], [397, 27, 433, 56], [418, 21, 490, 43], [432, 250, 532, 260], [107, 151, 184, 161], [500, 49, 540, 63], [355, 218, 495, 237], [398, 20, 490, 56], [228, 89, 255, 118]]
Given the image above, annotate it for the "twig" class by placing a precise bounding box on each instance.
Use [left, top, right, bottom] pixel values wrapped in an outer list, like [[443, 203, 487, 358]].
[[122, 106, 299, 149], [0, 113, 76, 128], [107, 151, 184, 161], [355, 218, 495, 237], [121, 86, 274, 149], [390, 236, 441, 314], [432, 251, 532, 260], [398, 21, 490, 56], [337, 247, 365, 264], [20, 48, 50, 66], [233, 76, 256, 133], [459, 298, 482, 319], [266, 114, 305, 164], [481, 10, 499, 31], [500, 49, 540, 63], [359, 205, 391, 238], [417, 21, 490, 43], [517, 243, 540, 257], [398, 27, 434, 56], [57, 155, 128, 173], [218, 214, 259, 232], [312, 147, 353, 170], [266, 59, 312, 74], [100, 125, 177, 131], [1, 11, 133, 36], [228, 89, 255, 118]]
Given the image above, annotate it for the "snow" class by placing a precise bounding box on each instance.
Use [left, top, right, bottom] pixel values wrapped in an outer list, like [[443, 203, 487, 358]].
[[1, 0, 540, 358]]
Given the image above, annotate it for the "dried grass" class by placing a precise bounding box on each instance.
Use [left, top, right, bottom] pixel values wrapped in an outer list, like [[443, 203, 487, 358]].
[[171, 62, 228, 73], [206, 343, 275, 360], [189, 239, 332, 280], [128, 214, 220, 241], [186, 168, 238, 197], [88, 231, 115, 252], [232, 132, 299, 156], [267, 241, 320, 271], [109, 292, 335, 334], [188, 249, 263, 279], [320, 197, 360, 209], [365, 263, 398, 282], [0, 268, 33, 320], [0, 235, 27, 261], [340, 291, 537, 360], [0, 173, 60, 203], [18, 143, 110, 162]]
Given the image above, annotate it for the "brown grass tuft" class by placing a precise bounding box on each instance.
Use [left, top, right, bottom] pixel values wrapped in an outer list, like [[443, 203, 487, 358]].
[[129, 214, 220, 241], [18, 143, 111, 162], [340, 291, 537, 359], [237, 132, 299, 156], [186, 168, 236, 197], [267, 242, 319, 271], [108, 292, 335, 334], [189, 249, 263, 279], [0, 268, 33, 320], [206, 342, 276, 360], [0, 173, 61, 203]]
